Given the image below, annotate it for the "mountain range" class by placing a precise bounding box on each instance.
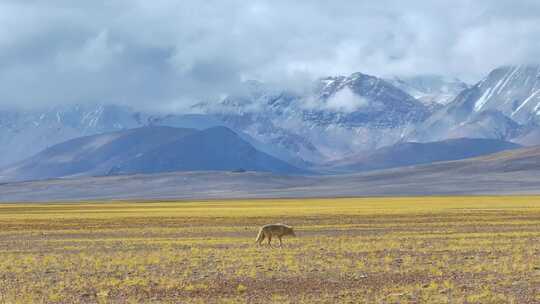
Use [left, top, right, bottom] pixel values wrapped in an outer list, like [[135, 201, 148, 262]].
[[3, 144, 540, 202], [0, 71, 444, 167], [2, 64, 540, 183], [0, 126, 304, 181]]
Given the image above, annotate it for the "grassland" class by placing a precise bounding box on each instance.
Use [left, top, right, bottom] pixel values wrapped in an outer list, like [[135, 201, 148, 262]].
[[1, 197, 540, 303]]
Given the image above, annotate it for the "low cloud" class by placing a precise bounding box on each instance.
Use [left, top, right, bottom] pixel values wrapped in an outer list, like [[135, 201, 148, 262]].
[[56, 31, 124, 72], [1, 1, 540, 110], [325, 87, 369, 113]]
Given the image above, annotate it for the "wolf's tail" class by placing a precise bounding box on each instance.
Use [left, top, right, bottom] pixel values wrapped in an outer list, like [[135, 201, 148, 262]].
[[255, 227, 264, 244]]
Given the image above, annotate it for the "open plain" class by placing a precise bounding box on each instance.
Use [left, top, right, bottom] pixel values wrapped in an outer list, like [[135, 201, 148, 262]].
[[2, 197, 540, 303]]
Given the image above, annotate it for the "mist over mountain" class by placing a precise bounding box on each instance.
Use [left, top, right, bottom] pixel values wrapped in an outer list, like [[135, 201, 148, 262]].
[[200, 72, 431, 162], [387, 75, 469, 107]]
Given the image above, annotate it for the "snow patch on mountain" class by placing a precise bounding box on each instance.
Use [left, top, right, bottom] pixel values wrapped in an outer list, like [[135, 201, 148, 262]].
[[471, 65, 540, 124], [409, 65, 540, 144]]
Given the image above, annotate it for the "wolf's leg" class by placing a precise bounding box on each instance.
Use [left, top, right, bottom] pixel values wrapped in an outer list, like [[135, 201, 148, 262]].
[[278, 236, 283, 248], [267, 235, 272, 247], [258, 234, 265, 246]]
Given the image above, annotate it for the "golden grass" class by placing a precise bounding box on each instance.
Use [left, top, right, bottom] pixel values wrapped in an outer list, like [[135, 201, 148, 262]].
[[1, 196, 540, 303]]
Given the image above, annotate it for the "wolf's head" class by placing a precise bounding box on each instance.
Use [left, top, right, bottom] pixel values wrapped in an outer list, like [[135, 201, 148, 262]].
[[287, 227, 296, 237]]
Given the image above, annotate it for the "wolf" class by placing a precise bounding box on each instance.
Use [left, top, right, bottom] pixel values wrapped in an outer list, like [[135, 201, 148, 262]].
[[255, 223, 296, 247]]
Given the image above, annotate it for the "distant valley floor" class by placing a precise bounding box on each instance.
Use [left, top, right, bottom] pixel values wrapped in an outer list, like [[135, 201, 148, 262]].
[[2, 161, 540, 202]]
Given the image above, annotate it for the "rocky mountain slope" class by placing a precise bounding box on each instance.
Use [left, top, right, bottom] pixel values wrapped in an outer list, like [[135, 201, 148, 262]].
[[203, 72, 430, 162]]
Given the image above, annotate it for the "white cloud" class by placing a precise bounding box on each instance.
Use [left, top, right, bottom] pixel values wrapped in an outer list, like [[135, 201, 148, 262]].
[[1, 0, 540, 108], [56, 30, 123, 72], [325, 87, 369, 113]]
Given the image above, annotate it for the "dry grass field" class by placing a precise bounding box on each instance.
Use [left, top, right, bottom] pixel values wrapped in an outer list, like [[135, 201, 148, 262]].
[[1, 197, 540, 303]]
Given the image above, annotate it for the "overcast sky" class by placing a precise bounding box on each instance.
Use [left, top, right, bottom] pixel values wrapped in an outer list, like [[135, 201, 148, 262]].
[[1, 0, 540, 109]]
